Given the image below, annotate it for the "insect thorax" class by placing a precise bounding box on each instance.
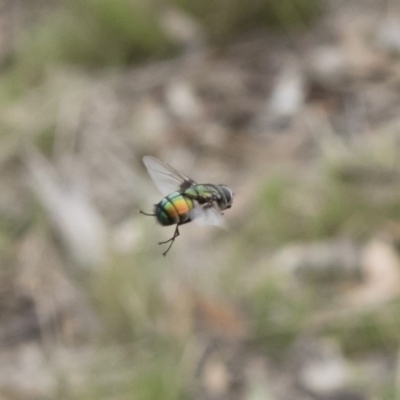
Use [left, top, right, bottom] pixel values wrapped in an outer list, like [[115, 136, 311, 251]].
[[183, 184, 220, 203], [185, 184, 233, 211]]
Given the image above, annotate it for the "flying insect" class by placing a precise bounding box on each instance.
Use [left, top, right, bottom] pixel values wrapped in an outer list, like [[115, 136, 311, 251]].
[[140, 156, 234, 256]]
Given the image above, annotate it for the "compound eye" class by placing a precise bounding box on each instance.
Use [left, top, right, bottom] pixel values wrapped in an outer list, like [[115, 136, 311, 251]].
[[221, 187, 232, 203]]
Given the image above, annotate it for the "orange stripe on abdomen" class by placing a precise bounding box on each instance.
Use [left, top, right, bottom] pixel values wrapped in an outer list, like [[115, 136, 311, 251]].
[[173, 197, 190, 215], [157, 193, 194, 225]]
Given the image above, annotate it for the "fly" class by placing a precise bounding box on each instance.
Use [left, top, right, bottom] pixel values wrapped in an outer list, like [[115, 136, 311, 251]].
[[140, 156, 234, 256]]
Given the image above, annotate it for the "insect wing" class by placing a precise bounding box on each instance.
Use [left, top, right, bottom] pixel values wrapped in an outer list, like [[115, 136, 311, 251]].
[[190, 203, 226, 228], [143, 156, 196, 196]]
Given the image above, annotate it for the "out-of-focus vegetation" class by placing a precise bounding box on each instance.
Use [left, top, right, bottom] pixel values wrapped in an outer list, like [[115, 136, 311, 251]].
[[2, 0, 400, 399], [2, 0, 320, 95], [19, 0, 176, 68], [172, 0, 320, 42]]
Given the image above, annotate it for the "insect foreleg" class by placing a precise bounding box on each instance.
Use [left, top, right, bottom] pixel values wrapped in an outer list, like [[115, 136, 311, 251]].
[[159, 224, 180, 256]]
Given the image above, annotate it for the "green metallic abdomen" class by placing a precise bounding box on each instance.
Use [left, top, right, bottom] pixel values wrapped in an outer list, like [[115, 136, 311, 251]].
[[155, 192, 194, 226]]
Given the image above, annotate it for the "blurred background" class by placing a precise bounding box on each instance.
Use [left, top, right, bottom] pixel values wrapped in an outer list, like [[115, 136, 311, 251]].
[[1, 0, 400, 399]]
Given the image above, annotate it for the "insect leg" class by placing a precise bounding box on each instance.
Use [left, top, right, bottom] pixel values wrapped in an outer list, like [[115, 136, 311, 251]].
[[139, 210, 155, 216], [159, 224, 180, 256]]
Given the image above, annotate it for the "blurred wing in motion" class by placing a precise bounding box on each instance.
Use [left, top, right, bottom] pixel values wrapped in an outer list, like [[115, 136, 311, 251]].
[[190, 203, 226, 227], [143, 156, 196, 196]]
